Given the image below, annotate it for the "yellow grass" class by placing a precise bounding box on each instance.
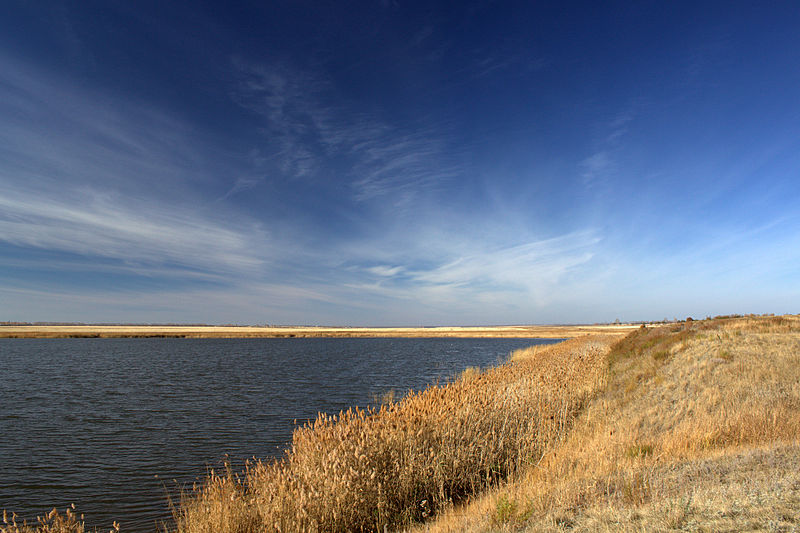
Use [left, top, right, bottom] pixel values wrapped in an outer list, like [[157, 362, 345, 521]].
[[0, 324, 637, 339], [5, 315, 798, 532], [413, 315, 800, 532], [169, 335, 614, 532], [1, 505, 102, 533]]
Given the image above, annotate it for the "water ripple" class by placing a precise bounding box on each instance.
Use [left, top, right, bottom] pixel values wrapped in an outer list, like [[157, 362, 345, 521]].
[[0, 337, 558, 531]]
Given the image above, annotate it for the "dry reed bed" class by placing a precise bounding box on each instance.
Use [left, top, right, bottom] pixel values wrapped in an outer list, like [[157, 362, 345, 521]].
[[415, 315, 800, 532], [165, 336, 613, 533], [22, 315, 794, 533], [1, 506, 97, 533], [2, 335, 613, 533]]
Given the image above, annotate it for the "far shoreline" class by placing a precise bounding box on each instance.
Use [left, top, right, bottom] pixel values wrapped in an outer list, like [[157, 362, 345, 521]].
[[0, 323, 639, 339]]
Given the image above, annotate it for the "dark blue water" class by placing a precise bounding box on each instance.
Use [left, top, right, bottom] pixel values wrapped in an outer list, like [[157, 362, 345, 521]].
[[0, 337, 559, 531]]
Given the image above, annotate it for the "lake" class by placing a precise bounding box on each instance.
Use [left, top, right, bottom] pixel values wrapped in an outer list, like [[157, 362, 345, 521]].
[[0, 337, 560, 531]]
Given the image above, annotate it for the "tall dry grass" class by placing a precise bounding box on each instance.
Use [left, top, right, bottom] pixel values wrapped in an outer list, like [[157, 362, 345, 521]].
[[11, 316, 794, 532], [169, 336, 613, 533], [415, 315, 800, 532], [1, 505, 106, 533], [1, 335, 612, 533]]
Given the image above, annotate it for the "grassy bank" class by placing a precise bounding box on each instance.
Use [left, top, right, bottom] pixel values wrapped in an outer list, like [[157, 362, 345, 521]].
[[2, 334, 615, 532], [414, 315, 800, 532], [168, 335, 613, 532], [4, 316, 798, 532]]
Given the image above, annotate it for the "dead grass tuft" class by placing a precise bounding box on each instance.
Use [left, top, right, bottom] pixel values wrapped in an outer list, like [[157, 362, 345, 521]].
[[1, 505, 93, 533]]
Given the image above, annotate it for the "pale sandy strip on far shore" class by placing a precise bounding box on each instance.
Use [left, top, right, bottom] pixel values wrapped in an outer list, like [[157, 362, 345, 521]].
[[0, 324, 639, 339]]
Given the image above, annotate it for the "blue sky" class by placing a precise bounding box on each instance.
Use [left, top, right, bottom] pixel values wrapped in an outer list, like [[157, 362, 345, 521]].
[[1, 1, 799, 325]]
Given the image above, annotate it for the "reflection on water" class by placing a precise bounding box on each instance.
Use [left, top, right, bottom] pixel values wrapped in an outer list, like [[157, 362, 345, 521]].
[[0, 337, 560, 531]]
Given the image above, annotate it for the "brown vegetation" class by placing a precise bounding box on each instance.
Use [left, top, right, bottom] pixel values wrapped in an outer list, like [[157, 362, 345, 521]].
[[414, 315, 800, 532], [1, 505, 100, 533], [169, 336, 613, 532], [4, 315, 798, 532]]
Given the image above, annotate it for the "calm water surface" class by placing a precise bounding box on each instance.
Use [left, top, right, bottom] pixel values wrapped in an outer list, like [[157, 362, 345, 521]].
[[0, 337, 560, 531]]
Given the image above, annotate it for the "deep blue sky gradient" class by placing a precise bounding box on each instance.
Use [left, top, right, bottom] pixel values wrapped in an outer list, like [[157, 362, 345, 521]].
[[1, 1, 799, 324]]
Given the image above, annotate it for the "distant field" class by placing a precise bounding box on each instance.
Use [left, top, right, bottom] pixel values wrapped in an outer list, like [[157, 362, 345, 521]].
[[0, 323, 638, 339]]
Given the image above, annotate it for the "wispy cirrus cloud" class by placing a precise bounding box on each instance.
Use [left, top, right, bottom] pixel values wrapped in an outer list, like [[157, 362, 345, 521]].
[[0, 57, 209, 195], [346, 230, 602, 315], [230, 59, 463, 206], [580, 151, 613, 184], [411, 232, 598, 292], [0, 187, 264, 274], [580, 106, 638, 185], [349, 128, 462, 202], [469, 49, 548, 79], [0, 54, 268, 279], [0, 282, 345, 324], [0, 52, 617, 325], [217, 176, 265, 201]]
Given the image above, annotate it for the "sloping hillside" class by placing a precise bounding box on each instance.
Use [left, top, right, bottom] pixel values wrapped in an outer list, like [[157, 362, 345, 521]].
[[415, 316, 800, 532]]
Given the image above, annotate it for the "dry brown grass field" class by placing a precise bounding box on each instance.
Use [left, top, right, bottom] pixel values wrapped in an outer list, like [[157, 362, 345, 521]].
[[3, 315, 799, 532], [413, 315, 800, 532]]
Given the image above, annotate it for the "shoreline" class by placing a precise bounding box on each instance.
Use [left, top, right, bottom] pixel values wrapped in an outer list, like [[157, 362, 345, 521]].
[[0, 324, 638, 339], [4, 315, 798, 532]]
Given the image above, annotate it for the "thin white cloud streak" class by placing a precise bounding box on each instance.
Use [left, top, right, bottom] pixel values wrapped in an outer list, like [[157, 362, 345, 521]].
[[468, 50, 547, 79], [217, 176, 265, 201], [0, 54, 269, 277], [0, 187, 263, 274], [343, 231, 602, 316], [1, 223, 605, 324], [580, 151, 613, 184], [366, 265, 404, 277], [349, 132, 462, 203], [580, 106, 638, 186], [0, 56, 209, 195], [232, 60, 322, 179], [0, 255, 226, 283], [411, 233, 598, 292], [231, 59, 462, 206], [0, 281, 358, 325]]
